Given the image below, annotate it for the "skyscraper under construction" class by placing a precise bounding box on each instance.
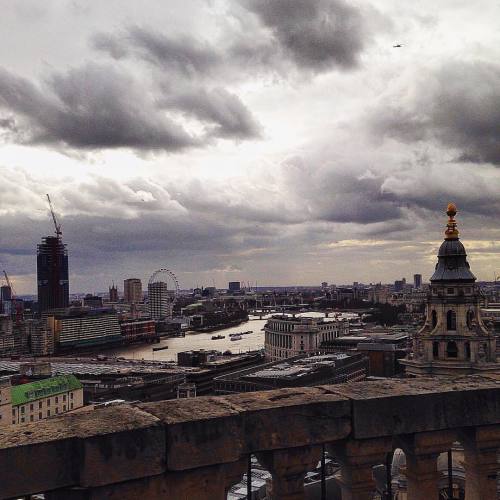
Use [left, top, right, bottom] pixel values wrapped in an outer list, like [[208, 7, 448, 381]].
[[37, 236, 69, 314], [37, 195, 69, 314]]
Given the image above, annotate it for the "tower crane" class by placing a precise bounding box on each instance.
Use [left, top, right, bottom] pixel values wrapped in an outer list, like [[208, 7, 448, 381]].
[[46, 194, 62, 238]]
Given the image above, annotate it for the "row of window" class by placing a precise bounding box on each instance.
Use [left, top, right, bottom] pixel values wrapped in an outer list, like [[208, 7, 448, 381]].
[[431, 309, 475, 330], [13, 403, 75, 424], [432, 287, 472, 295], [16, 392, 74, 415]]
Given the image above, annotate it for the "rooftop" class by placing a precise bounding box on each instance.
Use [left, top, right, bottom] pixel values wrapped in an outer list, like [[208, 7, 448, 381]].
[[10, 374, 82, 406]]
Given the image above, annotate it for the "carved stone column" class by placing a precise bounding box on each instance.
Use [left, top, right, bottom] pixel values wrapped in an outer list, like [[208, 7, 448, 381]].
[[256, 445, 322, 500], [397, 430, 456, 500], [461, 425, 500, 500], [329, 437, 392, 500]]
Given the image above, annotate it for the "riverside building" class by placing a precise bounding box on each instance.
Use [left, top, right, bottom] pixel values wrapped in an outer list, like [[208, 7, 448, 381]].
[[402, 203, 499, 376], [264, 315, 349, 361]]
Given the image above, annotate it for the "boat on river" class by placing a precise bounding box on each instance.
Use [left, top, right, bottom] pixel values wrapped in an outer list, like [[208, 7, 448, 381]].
[[211, 335, 225, 340]]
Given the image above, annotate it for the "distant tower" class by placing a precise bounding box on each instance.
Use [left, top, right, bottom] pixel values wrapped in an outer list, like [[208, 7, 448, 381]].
[[38, 195, 69, 314], [109, 284, 118, 303], [124, 278, 142, 304], [37, 236, 69, 313], [402, 203, 499, 377], [148, 282, 170, 320], [413, 273, 422, 289]]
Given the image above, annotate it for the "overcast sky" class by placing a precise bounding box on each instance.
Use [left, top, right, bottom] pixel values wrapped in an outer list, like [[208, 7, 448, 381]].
[[1, 0, 499, 294]]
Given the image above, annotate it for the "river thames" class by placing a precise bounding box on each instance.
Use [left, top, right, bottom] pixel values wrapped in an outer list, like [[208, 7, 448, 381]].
[[105, 312, 358, 362], [106, 315, 269, 362]]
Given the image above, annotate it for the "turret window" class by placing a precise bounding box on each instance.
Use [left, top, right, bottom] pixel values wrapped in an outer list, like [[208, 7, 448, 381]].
[[431, 310, 437, 329], [433, 341, 439, 359], [467, 310, 474, 329], [446, 341, 458, 358], [447, 288, 455, 295], [446, 310, 457, 330]]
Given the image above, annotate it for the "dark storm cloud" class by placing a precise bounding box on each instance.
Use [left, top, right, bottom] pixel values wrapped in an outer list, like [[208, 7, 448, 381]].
[[371, 61, 500, 166], [93, 28, 221, 78], [0, 61, 262, 151], [0, 64, 197, 151], [240, 0, 371, 71], [162, 87, 261, 139]]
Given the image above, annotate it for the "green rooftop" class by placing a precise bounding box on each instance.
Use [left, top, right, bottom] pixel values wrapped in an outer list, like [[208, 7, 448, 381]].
[[11, 374, 82, 407]]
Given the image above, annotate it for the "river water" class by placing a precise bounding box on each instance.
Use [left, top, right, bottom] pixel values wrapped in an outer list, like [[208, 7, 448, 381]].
[[107, 316, 269, 362], [106, 311, 359, 363]]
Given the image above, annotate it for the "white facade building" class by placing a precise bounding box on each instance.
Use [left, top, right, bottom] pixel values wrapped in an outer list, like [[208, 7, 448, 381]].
[[264, 315, 349, 361]]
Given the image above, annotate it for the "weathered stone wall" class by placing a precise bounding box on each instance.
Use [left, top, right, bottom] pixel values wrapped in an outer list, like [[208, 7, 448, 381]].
[[1, 376, 500, 499]]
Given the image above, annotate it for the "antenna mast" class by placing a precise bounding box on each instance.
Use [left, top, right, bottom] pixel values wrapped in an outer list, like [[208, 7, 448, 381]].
[[46, 194, 62, 238]]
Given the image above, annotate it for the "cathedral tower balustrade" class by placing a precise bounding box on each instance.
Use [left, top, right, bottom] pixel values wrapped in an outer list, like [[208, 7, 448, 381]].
[[2, 377, 500, 499]]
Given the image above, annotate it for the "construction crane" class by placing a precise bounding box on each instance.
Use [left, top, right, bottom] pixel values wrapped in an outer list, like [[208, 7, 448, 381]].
[[46, 193, 62, 238]]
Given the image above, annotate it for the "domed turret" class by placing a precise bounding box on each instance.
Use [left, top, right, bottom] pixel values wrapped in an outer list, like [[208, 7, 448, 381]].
[[430, 203, 476, 283]]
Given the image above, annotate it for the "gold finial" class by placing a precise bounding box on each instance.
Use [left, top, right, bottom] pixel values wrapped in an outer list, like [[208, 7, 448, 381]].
[[445, 202, 459, 239]]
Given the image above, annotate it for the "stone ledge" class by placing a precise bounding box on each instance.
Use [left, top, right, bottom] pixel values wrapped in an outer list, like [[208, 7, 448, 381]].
[[0, 405, 165, 498]]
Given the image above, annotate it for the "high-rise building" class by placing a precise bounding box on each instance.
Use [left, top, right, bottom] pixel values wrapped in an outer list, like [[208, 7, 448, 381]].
[[0, 286, 11, 315], [109, 284, 118, 303], [148, 281, 172, 320], [413, 273, 422, 289], [124, 278, 142, 304], [228, 281, 241, 292], [37, 236, 69, 314], [402, 203, 499, 377]]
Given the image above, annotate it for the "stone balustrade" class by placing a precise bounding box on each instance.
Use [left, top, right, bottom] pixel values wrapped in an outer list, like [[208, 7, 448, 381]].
[[2, 376, 500, 500]]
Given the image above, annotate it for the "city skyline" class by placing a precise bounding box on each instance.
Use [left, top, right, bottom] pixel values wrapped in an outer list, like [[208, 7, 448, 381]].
[[1, 1, 500, 294]]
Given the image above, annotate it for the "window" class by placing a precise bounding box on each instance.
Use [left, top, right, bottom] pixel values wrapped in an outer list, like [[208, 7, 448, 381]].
[[433, 342, 439, 359], [465, 342, 471, 359], [21, 406, 25, 414], [446, 341, 458, 358], [55, 408, 59, 414], [55, 396, 58, 404], [47, 398, 51, 406], [30, 415, 34, 422], [431, 310, 437, 329], [30, 404, 33, 411], [63, 395, 67, 402], [467, 310, 475, 329], [447, 310, 457, 330], [38, 412, 42, 420], [12, 409, 15, 416], [39, 401, 42, 409], [465, 287, 471, 294], [70, 403, 74, 409], [21, 417, 25, 423], [63, 405, 66, 412], [447, 287, 455, 295], [47, 409, 51, 417]]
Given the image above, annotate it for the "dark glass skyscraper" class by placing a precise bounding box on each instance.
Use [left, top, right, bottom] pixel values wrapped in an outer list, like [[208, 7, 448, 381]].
[[37, 236, 69, 313]]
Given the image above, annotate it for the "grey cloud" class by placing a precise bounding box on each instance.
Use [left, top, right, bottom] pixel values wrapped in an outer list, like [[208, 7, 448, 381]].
[[371, 61, 500, 166], [241, 0, 370, 72], [162, 87, 261, 139], [0, 61, 261, 151], [93, 28, 221, 78], [0, 63, 197, 151]]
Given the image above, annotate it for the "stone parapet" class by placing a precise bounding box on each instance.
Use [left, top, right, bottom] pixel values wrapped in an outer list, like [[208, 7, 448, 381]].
[[1, 376, 500, 499]]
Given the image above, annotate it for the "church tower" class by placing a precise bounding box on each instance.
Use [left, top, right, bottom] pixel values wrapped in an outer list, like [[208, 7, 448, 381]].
[[403, 203, 498, 377]]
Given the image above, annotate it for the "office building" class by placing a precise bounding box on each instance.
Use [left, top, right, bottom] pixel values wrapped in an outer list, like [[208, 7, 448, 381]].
[[124, 278, 142, 304], [214, 353, 368, 394], [264, 315, 349, 361], [148, 281, 172, 320], [46, 308, 122, 351], [2, 374, 83, 425], [414, 273, 422, 289], [37, 236, 69, 314]]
